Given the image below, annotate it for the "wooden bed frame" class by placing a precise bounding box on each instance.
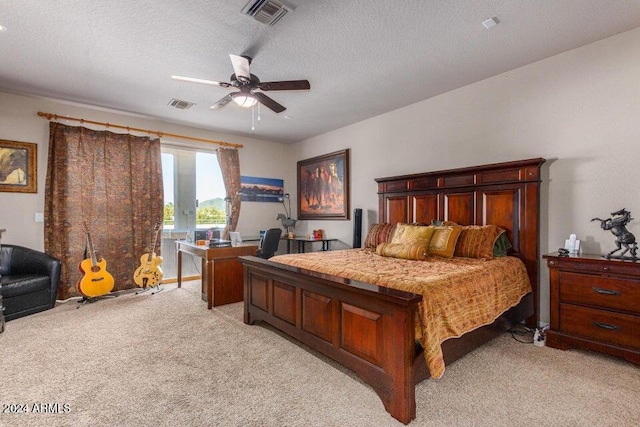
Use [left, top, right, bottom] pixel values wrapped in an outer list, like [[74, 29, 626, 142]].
[[239, 158, 545, 424]]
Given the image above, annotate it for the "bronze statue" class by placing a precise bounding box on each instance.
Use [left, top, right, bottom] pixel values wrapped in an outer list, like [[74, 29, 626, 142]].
[[591, 208, 637, 260]]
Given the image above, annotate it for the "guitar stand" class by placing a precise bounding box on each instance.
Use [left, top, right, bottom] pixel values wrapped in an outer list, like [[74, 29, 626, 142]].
[[76, 293, 118, 309], [135, 283, 164, 296]]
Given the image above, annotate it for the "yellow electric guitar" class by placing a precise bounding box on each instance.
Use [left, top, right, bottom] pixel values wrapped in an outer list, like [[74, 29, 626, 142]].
[[77, 223, 115, 298], [133, 221, 163, 288]]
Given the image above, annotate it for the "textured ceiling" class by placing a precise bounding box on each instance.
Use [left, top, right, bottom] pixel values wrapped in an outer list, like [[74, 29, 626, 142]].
[[2, 1, 640, 143]]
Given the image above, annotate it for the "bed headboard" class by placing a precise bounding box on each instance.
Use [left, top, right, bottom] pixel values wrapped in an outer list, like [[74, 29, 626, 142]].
[[375, 158, 546, 325]]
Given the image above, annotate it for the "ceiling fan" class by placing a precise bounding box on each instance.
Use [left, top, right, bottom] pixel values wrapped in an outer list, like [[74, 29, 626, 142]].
[[171, 54, 310, 113]]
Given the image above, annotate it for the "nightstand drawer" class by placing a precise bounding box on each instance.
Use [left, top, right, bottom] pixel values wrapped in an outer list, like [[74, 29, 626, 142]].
[[559, 271, 640, 314], [556, 257, 640, 276], [560, 304, 640, 350]]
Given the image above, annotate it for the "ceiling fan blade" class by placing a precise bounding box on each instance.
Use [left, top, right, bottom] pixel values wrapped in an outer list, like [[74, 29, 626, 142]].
[[210, 94, 234, 109], [171, 75, 231, 87], [229, 54, 251, 83], [257, 80, 310, 91], [254, 92, 286, 113]]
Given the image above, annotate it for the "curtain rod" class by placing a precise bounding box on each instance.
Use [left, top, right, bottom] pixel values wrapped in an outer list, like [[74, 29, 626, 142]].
[[37, 111, 243, 149]]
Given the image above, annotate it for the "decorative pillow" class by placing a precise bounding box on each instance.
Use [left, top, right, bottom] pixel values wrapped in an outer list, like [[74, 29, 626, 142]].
[[427, 226, 462, 258], [493, 232, 513, 257], [363, 223, 397, 249], [454, 225, 507, 259], [391, 223, 435, 247], [376, 242, 427, 261], [430, 220, 459, 226]]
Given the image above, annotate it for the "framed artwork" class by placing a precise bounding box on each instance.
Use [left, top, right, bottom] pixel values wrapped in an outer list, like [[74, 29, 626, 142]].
[[297, 149, 349, 220], [0, 139, 37, 193], [239, 176, 284, 202]]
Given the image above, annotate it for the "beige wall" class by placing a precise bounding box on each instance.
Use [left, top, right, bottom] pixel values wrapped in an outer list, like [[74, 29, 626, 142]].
[[293, 27, 640, 324], [0, 92, 295, 249]]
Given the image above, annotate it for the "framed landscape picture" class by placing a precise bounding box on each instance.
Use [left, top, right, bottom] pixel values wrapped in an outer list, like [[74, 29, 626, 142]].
[[0, 139, 37, 193], [297, 149, 349, 220], [239, 176, 284, 202]]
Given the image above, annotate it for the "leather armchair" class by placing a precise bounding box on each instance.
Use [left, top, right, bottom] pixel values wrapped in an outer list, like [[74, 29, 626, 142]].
[[0, 244, 61, 321]]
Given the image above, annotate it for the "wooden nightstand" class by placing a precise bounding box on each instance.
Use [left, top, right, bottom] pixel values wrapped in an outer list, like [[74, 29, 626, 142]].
[[544, 253, 640, 364]]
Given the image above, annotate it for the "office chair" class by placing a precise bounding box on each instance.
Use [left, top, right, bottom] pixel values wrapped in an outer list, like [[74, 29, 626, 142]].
[[257, 228, 282, 259]]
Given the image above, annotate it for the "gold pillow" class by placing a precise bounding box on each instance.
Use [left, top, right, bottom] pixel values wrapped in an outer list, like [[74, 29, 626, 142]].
[[454, 225, 506, 259], [376, 242, 427, 261], [428, 226, 462, 258], [391, 223, 435, 247]]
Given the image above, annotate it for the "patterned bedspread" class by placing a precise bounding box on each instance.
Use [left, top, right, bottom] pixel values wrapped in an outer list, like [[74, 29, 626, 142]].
[[270, 249, 531, 379]]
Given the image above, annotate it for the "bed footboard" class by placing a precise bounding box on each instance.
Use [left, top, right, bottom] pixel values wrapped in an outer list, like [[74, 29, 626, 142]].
[[240, 256, 423, 424]]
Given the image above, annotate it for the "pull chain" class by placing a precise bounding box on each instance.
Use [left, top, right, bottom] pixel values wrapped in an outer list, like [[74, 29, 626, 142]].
[[251, 104, 255, 131]]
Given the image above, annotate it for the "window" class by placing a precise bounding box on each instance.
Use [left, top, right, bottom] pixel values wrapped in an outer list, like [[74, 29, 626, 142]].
[[195, 152, 227, 227], [160, 145, 226, 279]]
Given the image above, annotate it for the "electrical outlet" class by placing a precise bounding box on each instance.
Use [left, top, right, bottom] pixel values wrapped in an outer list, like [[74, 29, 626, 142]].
[[533, 327, 547, 347], [35, 213, 44, 223]]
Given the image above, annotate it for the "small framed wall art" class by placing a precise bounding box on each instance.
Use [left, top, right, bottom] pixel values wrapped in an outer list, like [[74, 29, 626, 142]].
[[239, 176, 284, 202], [0, 139, 37, 193]]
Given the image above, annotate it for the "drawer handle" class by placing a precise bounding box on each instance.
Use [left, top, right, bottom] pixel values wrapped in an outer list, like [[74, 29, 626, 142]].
[[593, 322, 621, 331], [592, 287, 621, 296]]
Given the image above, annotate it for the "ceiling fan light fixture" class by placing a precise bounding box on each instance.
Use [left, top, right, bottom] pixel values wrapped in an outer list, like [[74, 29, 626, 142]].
[[174, 53, 308, 113], [233, 94, 258, 108]]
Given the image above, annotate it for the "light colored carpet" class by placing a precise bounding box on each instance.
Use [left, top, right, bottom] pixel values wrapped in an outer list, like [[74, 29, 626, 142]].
[[1, 281, 638, 427]]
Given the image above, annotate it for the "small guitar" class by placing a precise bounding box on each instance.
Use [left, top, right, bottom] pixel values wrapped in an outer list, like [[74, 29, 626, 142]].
[[78, 223, 115, 298], [133, 221, 163, 288]]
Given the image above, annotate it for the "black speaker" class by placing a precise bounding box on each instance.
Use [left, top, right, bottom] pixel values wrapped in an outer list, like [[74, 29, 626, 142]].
[[353, 208, 363, 248]]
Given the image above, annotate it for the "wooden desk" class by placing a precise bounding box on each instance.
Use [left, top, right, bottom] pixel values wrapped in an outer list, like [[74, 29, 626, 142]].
[[176, 241, 258, 309]]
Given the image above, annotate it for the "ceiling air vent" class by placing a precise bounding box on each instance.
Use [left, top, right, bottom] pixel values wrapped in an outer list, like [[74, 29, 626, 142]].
[[242, 0, 290, 26], [168, 99, 195, 110]]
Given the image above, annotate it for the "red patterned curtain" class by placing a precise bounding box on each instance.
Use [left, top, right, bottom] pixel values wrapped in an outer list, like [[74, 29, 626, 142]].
[[217, 148, 241, 240], [44, 123, 164, 300]]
